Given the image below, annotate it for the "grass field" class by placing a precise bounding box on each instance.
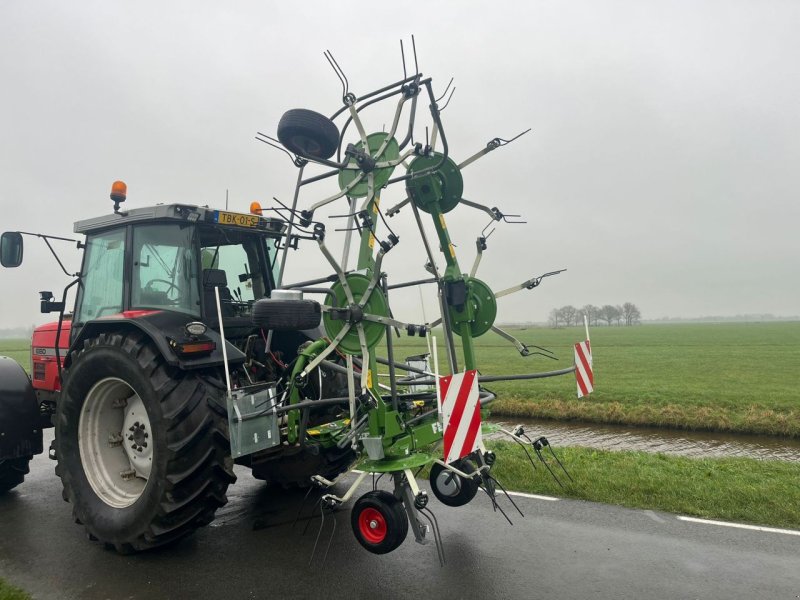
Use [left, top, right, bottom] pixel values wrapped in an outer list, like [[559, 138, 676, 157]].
[[385, 321, 800, 437], [3, 321, 799, 437]]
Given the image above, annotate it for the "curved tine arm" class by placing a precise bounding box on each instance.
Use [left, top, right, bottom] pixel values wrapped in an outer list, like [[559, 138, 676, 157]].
[[430, 122, 439, 152], [379, 95, 408, 153], [374, 148, 416, 169], [355, 323, 370, 391], [458, 146, 493, 170], [428, 317, 442, 328], [309, 173, 367, 213], [317, 239, 358, 306], [356, 249, 387, 309], [362, 172, 376, 214], [359, 313, 415, 330], [470, 247, 483, 278], [491, 325, 531, 357], [300, 323, 353, 377], [494, 269, 567, 299], [348, 104, 369, 147], [459, 197, 499, 220], [385, 197, 411, 217]]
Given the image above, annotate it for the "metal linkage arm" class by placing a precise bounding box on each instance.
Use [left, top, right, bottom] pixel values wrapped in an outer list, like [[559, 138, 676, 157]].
[[490, 325, 556, 359], [494, 269, 567, 299], [457, 128, 531, 171]]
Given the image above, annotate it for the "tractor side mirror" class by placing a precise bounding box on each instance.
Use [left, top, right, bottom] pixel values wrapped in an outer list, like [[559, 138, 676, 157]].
[[0, 232, 23, 268]]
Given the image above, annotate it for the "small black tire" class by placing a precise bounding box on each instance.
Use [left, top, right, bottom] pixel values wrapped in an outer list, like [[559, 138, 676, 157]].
[[0, 457, 31, 494], [351, 490, 408, 554], [277, 109, 340, 160], [56, 331, 236, 553], [252, 298, 321, 331], [429, 459, 480, 507]]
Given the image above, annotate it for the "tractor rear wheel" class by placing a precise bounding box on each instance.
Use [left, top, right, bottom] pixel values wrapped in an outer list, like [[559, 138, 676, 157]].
[[0, 457, 31, 494], [56, 331, 236, 553]]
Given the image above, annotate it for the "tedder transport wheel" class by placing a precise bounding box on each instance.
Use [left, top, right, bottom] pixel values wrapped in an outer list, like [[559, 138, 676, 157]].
[[277, 109, 340, 160], [0, 457, 31, 494], [429, 459, 480, 507], [351, 490, 408, 555], [56, 331, 236, 553]]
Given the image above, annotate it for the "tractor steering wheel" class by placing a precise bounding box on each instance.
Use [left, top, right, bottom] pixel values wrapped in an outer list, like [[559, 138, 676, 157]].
[[144, 279, 182, 303]]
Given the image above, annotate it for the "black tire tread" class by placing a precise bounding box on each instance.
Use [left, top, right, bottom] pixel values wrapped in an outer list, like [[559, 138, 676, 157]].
[[0, 457, 31, 494], [56, 331, 236, 553], [277, 109, 340, 160]]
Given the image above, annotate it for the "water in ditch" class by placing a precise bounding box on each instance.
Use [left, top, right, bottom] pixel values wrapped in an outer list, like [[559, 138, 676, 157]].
[[489, 416, 800, 462]]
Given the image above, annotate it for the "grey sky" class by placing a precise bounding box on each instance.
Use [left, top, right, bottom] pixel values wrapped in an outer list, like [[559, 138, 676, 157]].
[[1, 0, 798, 330]]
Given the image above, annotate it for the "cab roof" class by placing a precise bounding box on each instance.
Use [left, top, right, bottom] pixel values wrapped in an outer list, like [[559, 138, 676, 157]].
[[73, 204, 285, 236]]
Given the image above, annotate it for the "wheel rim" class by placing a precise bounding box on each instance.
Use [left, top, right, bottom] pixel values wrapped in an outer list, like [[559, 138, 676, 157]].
[[358, 507, 387, 544], [78, 377, 153, 508], [435, 469, 462, 497]]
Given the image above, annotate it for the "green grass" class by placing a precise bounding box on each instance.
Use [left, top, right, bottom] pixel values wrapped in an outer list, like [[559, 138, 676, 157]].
[[486, 442, 800, 529], [0, 578, 31, 600], [384, 322, 800, 436], [0, 339, 30, 372]]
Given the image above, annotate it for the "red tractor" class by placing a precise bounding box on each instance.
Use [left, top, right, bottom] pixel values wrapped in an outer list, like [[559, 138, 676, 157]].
[[0, 185, 356, 552]]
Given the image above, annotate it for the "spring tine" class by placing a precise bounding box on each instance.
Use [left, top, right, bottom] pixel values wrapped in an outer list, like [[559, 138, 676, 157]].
[[302, 498, 322, 535], [481, 484, 513, 525], [547, 445, 574, 483], [490, 475, 524, 518], [512, 437, 537, 470], [435, 77, 454, 102], [293, 485, 316, 529], [400, 39, 407, 80], [322, 507, 337, 565], [309, 499, 326, 566], [534, 446, 564, 489], [420, 508, 446, 567]]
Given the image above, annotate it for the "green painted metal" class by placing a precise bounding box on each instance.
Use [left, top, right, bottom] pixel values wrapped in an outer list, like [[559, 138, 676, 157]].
[[286, 338, 329, 443], [322, 273, 388, 355], [337, 133, 400, 198], [406, 153, 463, 214], [450, 277, 497, 338], [359, 451, 433, 473]]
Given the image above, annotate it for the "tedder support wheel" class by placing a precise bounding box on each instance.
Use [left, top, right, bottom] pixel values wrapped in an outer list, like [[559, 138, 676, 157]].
[[429, 459, 480, 507], [56, 331, 236, 553], [0, 457, 32, 494], [277, 108, 340, 160], [351, 490, 408, 555]]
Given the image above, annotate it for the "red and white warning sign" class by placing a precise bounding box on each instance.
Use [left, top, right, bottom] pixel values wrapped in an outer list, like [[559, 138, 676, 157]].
[[439, 370, 481, 465], [574, 340, 594, 397]]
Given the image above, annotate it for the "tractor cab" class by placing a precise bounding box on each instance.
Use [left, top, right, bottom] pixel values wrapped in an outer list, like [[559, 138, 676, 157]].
[[69, 204, 285, 344]]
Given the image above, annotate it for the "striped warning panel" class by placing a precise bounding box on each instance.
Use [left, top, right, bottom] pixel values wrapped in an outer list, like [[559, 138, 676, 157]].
[[439, 370, 481, 465], [574, 340, 594, 397]]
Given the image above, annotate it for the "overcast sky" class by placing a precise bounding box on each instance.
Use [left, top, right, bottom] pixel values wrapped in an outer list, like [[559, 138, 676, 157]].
[[1, 0, 798, 330]]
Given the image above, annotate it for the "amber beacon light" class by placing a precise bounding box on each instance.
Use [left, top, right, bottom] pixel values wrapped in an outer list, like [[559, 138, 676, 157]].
[[110, 180, 127, 213]]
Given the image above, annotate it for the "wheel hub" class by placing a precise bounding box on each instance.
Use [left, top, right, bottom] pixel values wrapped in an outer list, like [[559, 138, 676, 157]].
[[78, 377, 153, 509]]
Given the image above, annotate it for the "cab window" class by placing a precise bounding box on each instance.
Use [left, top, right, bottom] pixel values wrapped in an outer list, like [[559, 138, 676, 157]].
[[74, 228, 126, 323], [131, 223, 200, 317]]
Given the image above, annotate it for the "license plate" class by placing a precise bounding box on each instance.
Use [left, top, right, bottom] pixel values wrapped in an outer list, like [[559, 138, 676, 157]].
[[214, 211, 259, 228]]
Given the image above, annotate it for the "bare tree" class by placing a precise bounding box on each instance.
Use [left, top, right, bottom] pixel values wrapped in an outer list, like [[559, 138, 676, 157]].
[[599, 304, 619, 326], [560, 305, 578, 327], [548, 308, 563, 328], [622, 302, 641, 326], [581, 304, 599, 326]]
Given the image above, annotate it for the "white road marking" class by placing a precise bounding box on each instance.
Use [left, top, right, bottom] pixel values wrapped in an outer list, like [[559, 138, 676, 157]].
[[677, 516, 800, 536], [502, 490, 559, 502]]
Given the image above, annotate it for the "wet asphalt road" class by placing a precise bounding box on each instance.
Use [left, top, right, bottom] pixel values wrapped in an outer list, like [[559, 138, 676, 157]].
[[1, 432, 799, 600]]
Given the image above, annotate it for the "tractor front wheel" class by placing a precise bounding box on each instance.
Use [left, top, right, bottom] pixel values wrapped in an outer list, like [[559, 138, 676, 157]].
[[56, 331, 236, 553], [0, 457, 31, 494], [351, 490, 408, 554]]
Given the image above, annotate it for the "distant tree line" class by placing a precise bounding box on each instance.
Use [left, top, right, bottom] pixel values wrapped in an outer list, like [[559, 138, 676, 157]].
[[549, 303, 641, 328]]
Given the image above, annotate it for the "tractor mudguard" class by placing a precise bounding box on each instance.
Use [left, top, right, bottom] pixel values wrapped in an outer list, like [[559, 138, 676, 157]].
[[66, 310, 245, 371], [0, 356, 44, 460]]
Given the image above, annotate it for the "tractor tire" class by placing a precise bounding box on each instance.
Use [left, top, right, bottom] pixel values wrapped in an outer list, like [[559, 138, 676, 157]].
[[277, 109, 340, 160], [429, 459, 480, 507], [56, 331, 236, 553], [351, 490, 408, 554], [0, 457, 31, 494]]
